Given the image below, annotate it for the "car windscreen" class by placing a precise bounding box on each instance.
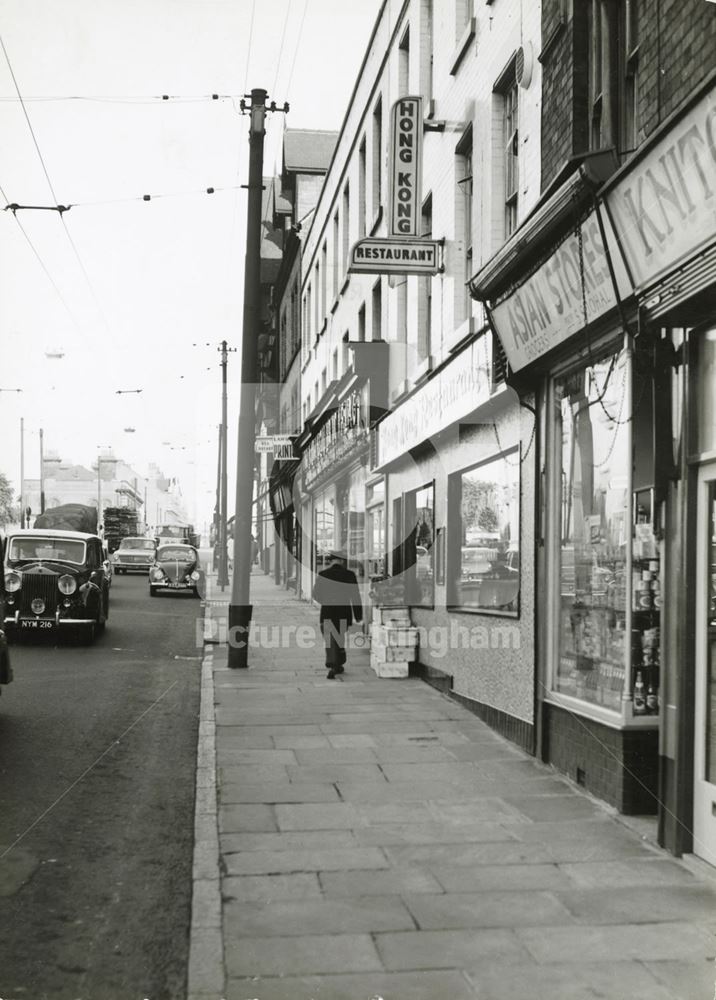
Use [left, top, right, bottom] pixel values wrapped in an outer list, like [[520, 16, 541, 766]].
[[121, 538, 155, 550], [8, 537, 86, 564], [157, 547, 195, 563], [159, 528, 186, 538]]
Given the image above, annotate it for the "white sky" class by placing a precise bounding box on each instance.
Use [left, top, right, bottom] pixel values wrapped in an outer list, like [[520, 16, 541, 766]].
[[0, 0, 381, 529]]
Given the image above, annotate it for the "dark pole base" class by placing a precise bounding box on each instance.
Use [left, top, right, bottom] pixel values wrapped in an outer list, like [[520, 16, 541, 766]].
[[227, 604, 253, 668]]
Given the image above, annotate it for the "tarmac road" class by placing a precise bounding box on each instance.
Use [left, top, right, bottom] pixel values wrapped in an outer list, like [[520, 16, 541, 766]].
[[0, 571, 204, 1000]]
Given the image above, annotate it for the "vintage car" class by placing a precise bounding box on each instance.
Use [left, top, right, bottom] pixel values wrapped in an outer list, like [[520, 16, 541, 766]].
[[3, 529, 110, 642], [0, 535, 13, 695], [149, 543, 204, 597], [113, 536, 157, 574]]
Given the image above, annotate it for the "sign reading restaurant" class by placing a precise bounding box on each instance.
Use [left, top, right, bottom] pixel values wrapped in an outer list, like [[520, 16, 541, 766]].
[[488, 209, 630, 373], [349, 236, 440, 275]]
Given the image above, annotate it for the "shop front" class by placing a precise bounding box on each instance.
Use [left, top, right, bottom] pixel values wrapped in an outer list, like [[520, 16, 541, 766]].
[[600, 74, 716, 863], [297, 381, 372, 603], [269, 459, 300, 591], [375, 334, 537, 750], [470, 72, 716, 864]]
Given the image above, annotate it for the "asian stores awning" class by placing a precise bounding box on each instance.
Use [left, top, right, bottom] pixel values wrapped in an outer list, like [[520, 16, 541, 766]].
[[467, 149, 631, 381]]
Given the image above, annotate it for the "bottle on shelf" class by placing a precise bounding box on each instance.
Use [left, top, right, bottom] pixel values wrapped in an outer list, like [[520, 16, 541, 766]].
[[633, 670, 647, 715], [646, 683, 659, 714]]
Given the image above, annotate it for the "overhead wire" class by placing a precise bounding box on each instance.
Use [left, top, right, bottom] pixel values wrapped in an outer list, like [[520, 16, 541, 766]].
[[0, 30, 118, 352], [0, 177, 90, 345], [271, 0, 294, 98], [285, 0, 309, 95]]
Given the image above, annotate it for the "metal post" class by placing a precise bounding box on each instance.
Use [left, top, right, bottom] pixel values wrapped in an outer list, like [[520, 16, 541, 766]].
[[19, 417, 24, 528], [228, 87, 268, 667], [218, 341, 230, 589], [214, 421, 223, 555], [97, 456, 102, 529], [39, 428, 45, 514]]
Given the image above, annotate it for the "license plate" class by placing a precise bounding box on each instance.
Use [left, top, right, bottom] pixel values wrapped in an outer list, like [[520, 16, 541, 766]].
[[21, 619, 54, 630], [169, 583, 185, 589]]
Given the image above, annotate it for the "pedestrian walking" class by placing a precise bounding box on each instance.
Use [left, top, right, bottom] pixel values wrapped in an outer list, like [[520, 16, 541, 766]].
[[312, 550, 363, 679]]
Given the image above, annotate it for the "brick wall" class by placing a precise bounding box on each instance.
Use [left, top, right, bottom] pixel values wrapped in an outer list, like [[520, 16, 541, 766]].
[[541, 0, 716, 191], [542, 703, 659, 814], [637, 0, 716, 141]]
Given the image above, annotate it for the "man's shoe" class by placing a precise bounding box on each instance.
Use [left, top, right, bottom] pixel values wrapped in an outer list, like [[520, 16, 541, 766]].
[[334, 665, 345, 674], [326, 669, 336, 679]]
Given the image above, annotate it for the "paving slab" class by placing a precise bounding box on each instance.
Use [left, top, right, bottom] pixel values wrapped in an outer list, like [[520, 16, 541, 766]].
[[464, 960, 679, 1000], [375, 927, 530, 969], [517, 922, 716, 964], [224, 895, 415, 937], [222, 847, 389, 876], [222, 873, 322, 903], [219, 781, 341, 804], [553, 884, 716, 924], [224, 932, 383, 978]]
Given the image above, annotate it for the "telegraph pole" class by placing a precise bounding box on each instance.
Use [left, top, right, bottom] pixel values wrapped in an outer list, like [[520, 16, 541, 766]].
[[19, 417, 24, 528], [228, 88, 288, 668], [39, 427, 45, 514], [213, 422, 222, 555], [217, 340, 235, 590]]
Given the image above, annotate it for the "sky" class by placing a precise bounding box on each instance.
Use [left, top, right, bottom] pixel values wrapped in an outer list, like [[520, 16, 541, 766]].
[[0, 0, 382, 530]]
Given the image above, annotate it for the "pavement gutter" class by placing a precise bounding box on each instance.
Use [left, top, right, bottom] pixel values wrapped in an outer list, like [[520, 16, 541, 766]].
[[187, 590, 225, 1000]]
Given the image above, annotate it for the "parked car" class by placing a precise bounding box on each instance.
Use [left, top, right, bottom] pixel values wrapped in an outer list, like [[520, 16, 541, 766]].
[[113, 536, 157, 574], [0, 534, 13, 696], [149, 543, 204, 597], [3, 529, 110, 642]]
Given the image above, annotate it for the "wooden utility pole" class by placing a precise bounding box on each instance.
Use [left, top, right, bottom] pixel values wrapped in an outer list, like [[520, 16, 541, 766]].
[[227, 88, 288, 667], [217, 341, 234, 590]]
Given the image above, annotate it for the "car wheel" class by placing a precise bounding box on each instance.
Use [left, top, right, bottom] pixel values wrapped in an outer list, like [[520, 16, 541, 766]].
[[149, 587, 158, 597]]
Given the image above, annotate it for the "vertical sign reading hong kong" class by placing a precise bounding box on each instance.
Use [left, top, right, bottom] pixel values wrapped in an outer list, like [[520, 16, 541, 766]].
[[389, 96, 423, 237]]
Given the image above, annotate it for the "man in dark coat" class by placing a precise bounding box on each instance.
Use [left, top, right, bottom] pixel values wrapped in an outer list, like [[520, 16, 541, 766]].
[[312, 550, 363, 679]]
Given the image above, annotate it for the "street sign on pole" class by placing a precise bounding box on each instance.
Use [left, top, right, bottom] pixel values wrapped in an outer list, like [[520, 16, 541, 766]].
[[254, 436, 294, 453]]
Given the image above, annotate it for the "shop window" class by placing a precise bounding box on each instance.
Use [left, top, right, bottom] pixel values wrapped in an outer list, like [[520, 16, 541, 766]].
[[552, 349, 630, 710], [368, 479, 386, 580], [313, 492, 336, 573], [404, 483, 435, 608], [448, 451, 520, 614]]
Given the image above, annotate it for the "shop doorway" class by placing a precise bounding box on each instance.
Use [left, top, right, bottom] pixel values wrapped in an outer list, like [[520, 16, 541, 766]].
[[693, 461, 716, 867]]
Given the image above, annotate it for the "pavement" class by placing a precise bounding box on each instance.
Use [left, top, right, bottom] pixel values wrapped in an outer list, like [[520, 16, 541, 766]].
[[188, 569, 716, 1000]]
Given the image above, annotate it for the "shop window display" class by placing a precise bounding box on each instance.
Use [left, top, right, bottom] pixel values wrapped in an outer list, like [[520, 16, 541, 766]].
[[448, 450, 520, 614], [553, 351, 631, 711], [404, 484, 435, 607]]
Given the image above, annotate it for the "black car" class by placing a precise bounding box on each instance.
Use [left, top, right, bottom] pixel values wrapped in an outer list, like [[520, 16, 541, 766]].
[[0, 534, 12, 695], [149, 544, 204, 597], [4, 529, 110, 642]]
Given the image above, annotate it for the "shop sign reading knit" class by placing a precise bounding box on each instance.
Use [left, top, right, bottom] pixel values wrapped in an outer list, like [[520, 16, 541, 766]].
[[302, 387, 369, 489]]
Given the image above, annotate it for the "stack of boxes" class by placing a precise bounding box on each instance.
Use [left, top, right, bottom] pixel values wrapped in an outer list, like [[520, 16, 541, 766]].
[[370, 606, 419, 678]]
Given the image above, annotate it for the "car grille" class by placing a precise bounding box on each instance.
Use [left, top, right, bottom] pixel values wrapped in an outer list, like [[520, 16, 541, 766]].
[[124, 555, 150, 563], [20, 572, 58, 616]]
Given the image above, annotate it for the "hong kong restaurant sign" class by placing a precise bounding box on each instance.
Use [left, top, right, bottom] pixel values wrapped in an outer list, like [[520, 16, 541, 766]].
[[489, 209, 630, 373], [302, 386, 369, 489], [604, 81, 716, 290], [377, 339, 491, 467]]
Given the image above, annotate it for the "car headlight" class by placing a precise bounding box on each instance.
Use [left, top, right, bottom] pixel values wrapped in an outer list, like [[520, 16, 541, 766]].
[[151, 568, 165, 581], [5, 571, 21, 593], [191, 570, 200, 581], [58, 574, 77, 595]]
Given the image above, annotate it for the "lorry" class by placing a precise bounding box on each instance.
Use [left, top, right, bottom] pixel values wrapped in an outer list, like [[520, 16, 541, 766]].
[[102, 507, 139, 554]]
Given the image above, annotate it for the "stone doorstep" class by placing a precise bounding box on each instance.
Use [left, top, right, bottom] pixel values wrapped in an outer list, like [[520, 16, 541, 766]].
[[372, 606, 411, 625], [371, 655, 411, 679]]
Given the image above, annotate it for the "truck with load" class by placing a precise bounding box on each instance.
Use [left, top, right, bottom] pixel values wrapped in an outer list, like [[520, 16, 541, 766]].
[[101, 507, 139, 554]]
